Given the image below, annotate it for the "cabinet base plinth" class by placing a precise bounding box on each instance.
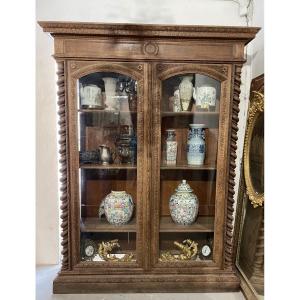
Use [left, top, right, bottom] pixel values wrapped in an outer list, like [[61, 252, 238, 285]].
[[53, 272, 240, 293]]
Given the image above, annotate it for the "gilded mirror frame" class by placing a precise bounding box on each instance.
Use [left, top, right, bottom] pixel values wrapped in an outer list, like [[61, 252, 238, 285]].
[[243, 90, 264, 208]]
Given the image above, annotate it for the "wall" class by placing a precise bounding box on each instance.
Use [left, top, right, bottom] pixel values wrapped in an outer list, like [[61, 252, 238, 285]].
[[36, 0, 264, 264]]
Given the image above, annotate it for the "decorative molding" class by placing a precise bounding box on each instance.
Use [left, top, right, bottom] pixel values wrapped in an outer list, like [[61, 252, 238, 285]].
[[224, 64, 242, 269], [156, 63, 228, 82], [56, 61, 70, 271], [70, 61, 143, 79], [38, 21, 259, 43], [143, 41, 159, 56]]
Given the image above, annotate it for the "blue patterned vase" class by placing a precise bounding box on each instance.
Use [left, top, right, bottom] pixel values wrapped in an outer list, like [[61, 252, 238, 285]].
[[187, 124, 206, 165], [169, 180, 199, 225], [99, 191, 134, 225]]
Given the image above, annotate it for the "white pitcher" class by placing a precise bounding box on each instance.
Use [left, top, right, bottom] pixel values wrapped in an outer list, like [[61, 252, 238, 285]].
[[80, 84, 102, 108]]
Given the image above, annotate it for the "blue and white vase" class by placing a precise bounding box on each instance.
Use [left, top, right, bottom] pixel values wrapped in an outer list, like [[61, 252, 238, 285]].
[[187, 124, 206, 165], [99, 191, 134, 225], [169, 180, 199, 225]]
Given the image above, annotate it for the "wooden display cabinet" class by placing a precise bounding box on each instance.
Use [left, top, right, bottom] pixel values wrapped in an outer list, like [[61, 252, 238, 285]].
[[39, 21, 259, 293]]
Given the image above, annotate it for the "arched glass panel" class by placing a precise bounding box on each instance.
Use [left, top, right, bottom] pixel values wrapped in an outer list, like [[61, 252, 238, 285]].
[[159, 73, 221, 262], [78, 72, 138, 263]]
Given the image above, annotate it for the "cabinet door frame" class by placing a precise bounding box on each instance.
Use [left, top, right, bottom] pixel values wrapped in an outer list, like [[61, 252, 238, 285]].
[[150, 62, 233, 272], [66, 60, 149, 273]]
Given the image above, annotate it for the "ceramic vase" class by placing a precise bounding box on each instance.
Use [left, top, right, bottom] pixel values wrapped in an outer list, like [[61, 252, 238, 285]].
[[99, 191, 134, 225], [193, 86, 216, 111], [173, 89, 181, 112], [165, 129, 177, 165], [179, 76, 193, 111], [102, 77, 119, 110], [169, 180, 199, 225], [187, 124, 206, 165]]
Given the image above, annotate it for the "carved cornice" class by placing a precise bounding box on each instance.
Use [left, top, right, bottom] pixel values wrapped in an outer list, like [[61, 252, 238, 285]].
[[57, 61, 70, 271], [224, 64, 243, 269], [38, 21, 259, 44]]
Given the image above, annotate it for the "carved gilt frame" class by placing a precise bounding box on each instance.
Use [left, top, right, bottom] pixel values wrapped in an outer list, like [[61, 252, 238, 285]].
[[243, 91, 264, 208]]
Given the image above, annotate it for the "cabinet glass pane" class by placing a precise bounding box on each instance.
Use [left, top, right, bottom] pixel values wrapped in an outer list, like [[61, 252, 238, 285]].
[[78, 72, 138, 263], [159, 73, 220, 262]]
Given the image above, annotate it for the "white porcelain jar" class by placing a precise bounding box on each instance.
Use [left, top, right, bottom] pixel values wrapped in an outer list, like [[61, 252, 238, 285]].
[[179, 76, 193, 111], [79, 84, 102, 108], [193, 86, 216, 111], [102, 77, 118, 110], [99, 191, 134, 225], [169, 180, 199, 225]]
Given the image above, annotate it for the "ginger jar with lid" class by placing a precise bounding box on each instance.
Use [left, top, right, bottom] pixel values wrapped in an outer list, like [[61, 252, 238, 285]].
[[169, 180, 199, 225]]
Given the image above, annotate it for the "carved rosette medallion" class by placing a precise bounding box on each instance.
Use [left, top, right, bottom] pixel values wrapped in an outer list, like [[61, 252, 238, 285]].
[[143, 41, 159, 56]]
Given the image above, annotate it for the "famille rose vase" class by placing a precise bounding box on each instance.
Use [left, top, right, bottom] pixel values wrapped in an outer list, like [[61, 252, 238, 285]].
[[169, 180, 199, 225], [99, 191, 134, 225]]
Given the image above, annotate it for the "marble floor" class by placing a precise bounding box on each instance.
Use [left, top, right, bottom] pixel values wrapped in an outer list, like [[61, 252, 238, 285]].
[[36, 265, 245, 300]]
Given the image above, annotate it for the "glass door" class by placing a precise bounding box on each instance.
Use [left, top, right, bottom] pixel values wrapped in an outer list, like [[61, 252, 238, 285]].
[[67, 62, 146, 268], [152, 64, 232, 268]]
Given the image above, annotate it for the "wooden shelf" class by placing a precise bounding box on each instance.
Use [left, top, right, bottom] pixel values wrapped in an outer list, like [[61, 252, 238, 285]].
[[78, 109, 137, 114], [81, 217, 136, 232], [80, 163, 136, 170], [160, 163, 216, 170], [160, 216, 214, 232], [161, 111, 219, 117]]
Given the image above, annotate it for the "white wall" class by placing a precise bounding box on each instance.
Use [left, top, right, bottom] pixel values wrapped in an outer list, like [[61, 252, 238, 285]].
[[36, 0, 264, 264]]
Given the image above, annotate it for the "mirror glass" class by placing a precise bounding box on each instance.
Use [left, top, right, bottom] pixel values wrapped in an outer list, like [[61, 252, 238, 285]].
[[249, 113, 264, 194]]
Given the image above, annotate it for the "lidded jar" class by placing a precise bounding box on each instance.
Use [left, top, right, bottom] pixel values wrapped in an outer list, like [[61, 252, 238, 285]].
[[169, 180, 199, 225], [99, 191, 134, 225]]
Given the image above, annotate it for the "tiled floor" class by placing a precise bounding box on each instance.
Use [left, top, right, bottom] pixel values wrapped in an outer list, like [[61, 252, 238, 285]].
[[36, 265, 245, 300]]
